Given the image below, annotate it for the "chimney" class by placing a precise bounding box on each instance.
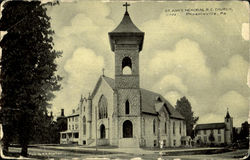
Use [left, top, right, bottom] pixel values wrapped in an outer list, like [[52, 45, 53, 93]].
[[61, 109, 64, 117]]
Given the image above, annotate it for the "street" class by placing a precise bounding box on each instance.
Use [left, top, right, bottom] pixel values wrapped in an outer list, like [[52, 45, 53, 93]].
[[8, 147, 248, 160]]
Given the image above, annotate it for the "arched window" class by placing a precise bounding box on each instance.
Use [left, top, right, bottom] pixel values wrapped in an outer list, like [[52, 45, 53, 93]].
[[123, 120, 133, 138], [83, 116, 86, 135], [98, 95, 108, 119], [153, 119, 156, 135], [142, 118, 145, 136], [180, 121, 182, 134], [100, 124, 105, 139], [173, 121, 175, 135], [125, 100, 130, 114], [164, 122, 167, 134], [122, 57, 132, 75], [157, 97, 162, 102]]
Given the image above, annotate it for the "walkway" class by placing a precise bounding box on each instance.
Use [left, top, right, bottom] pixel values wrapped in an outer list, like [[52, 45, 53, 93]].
[[34, 145, 224, 155]]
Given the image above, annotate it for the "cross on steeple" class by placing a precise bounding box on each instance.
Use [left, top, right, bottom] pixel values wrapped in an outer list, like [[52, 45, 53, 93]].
[[123, 2, 130, 13]]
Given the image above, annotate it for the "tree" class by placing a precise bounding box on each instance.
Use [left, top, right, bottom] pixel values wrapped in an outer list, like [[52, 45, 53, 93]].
[[0, 1, 61, 156], [175, 96, 199, 138], [232, 127, 240, 143], [239, 121, 249, 140]]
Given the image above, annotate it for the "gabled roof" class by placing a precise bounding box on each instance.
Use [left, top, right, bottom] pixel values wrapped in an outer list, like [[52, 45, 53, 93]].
[[195, 123, 226, 130], [140, 88, 184, 119], [90, 76, 115, 99], [155, 102, 165, 113], [103, 76, 115, 90]]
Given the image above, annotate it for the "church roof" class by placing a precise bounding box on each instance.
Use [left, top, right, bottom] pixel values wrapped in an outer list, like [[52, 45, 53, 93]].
[[108, 11, 144, 52], [103, 76, 115, 90], [110, 12, 143, 34], [140, 88, 184, 119], [93, 76, 184, 120], [90, 76, 115, 99], [195, 123, 226, 130]]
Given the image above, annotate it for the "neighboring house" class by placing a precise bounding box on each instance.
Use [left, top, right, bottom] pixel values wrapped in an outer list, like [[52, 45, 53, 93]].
[[60, 4, 188, 148], [60, 108, 80, 144], [194, 110, 233, 145]]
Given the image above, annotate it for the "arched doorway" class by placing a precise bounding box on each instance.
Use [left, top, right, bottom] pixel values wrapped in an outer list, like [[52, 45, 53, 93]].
[[123, 120, 133, 138], [100, 124, 105, 139]]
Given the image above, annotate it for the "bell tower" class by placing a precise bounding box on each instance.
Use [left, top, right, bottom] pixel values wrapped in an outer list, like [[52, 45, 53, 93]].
[[109, 3, 144, 89], [225, 108, 233, 144], [108, 3, 144, 147]]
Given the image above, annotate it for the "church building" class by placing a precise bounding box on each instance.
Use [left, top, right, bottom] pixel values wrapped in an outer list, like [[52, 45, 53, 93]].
[[60, 4, 187, 148], [194, 110, 233, 145]]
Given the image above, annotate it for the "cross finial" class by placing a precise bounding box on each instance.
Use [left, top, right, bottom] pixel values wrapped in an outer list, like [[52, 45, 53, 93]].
[[123, 2, 130, 13], [102, 68, 105, 76]]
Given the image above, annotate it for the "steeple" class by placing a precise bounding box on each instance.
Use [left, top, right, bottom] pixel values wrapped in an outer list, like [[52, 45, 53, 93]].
[[108, 3, 144, 52], [110, 9, 142, 33], [225, 108, 231, 119], [224, 107, 233, 144], [108, 4, 143, 145], [108, 3, 144, 89]]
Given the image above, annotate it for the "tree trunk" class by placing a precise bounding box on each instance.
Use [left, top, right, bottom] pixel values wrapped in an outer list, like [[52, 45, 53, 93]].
[[2, 141, 9, 155], [21, 143, 28, 157]]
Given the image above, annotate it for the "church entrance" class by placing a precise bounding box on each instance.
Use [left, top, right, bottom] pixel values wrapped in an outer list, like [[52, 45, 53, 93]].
[[100, 124, 105, 139], [123, 120, 133, 138]]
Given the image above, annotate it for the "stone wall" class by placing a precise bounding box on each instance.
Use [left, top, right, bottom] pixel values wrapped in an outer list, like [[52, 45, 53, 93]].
[[141, 107, 188, 148], [169, 119, 186, 147], [114, 45, 140, 89], [142, 114, 159, 147], [117, 89, 141, 116]]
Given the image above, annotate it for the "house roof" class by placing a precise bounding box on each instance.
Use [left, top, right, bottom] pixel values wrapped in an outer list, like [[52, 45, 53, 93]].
[[91, 76, 184, 120], [67, 111, 79, 118], [195, 123, 226, 130]]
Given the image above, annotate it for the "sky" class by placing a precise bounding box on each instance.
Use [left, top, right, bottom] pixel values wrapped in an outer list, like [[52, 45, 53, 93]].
[[46, 1, 249, 127]]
